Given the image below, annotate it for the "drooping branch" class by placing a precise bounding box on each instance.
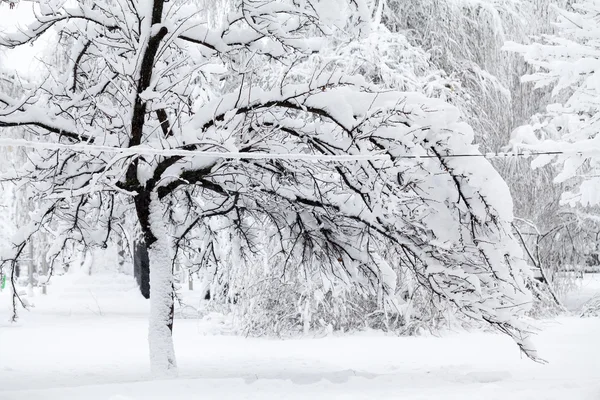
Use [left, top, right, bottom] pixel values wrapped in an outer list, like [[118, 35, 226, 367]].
[[0, 6, 122, 48]]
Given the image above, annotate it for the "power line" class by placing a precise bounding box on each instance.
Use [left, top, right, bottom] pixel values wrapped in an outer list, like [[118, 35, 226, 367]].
[[0, 138, 593, 162]]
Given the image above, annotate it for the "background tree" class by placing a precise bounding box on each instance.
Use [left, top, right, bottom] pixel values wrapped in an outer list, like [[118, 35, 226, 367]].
[[506, 0, 600, 290], [381, 0, 581, 311]]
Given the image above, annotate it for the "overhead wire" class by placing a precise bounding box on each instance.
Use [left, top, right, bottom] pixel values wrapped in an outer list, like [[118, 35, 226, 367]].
[[0, 138, 594, 162]]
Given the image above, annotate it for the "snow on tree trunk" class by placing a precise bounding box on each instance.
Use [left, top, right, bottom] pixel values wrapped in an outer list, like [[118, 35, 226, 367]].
[[147, 192, 177, 377]]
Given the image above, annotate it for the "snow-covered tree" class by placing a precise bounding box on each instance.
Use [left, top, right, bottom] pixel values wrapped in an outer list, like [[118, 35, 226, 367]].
[[382, 0, 565, 149], [380, 0, 580, 311], [506, 0, 600, 283], [0, 0, 538, 375], [507, 0, 600, 205]]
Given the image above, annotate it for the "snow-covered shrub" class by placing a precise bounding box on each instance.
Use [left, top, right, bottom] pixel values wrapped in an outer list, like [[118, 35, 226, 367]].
[[231, 264, 452, 337], [580, 295, 600, 318]]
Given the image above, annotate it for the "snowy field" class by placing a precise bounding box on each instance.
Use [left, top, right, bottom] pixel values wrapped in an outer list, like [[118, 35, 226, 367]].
[[1, 274, 599, 400]]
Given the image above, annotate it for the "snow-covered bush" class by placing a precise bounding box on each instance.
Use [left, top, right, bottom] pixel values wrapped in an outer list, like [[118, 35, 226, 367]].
[[580, 295, 600, 318], [231, 258, 452, 337]]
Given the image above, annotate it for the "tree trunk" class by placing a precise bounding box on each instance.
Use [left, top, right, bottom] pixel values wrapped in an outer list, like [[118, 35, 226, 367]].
[[41, 255, 48, 295], [27, 239, 35, 297], [147, 192, 177, 377], [116, 236, 125, 274], [134, 238, 151, 299]]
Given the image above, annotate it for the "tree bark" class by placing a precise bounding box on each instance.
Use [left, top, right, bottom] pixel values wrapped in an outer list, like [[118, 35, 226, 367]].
[[147, 191, 177, 376], [41, 255, 48, 295], [27, 239, 35, 297], [134, 238, 151, 299]]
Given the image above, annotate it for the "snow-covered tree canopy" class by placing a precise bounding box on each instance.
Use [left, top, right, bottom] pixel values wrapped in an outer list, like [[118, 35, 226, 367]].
[[0, 0, 538, 374]]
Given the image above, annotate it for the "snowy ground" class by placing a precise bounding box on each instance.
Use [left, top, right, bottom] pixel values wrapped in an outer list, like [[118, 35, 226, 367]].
[[1, 273, 599, 400]]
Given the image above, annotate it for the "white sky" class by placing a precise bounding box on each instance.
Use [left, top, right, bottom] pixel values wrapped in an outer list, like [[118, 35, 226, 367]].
[[0, 1, 51, 76]]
